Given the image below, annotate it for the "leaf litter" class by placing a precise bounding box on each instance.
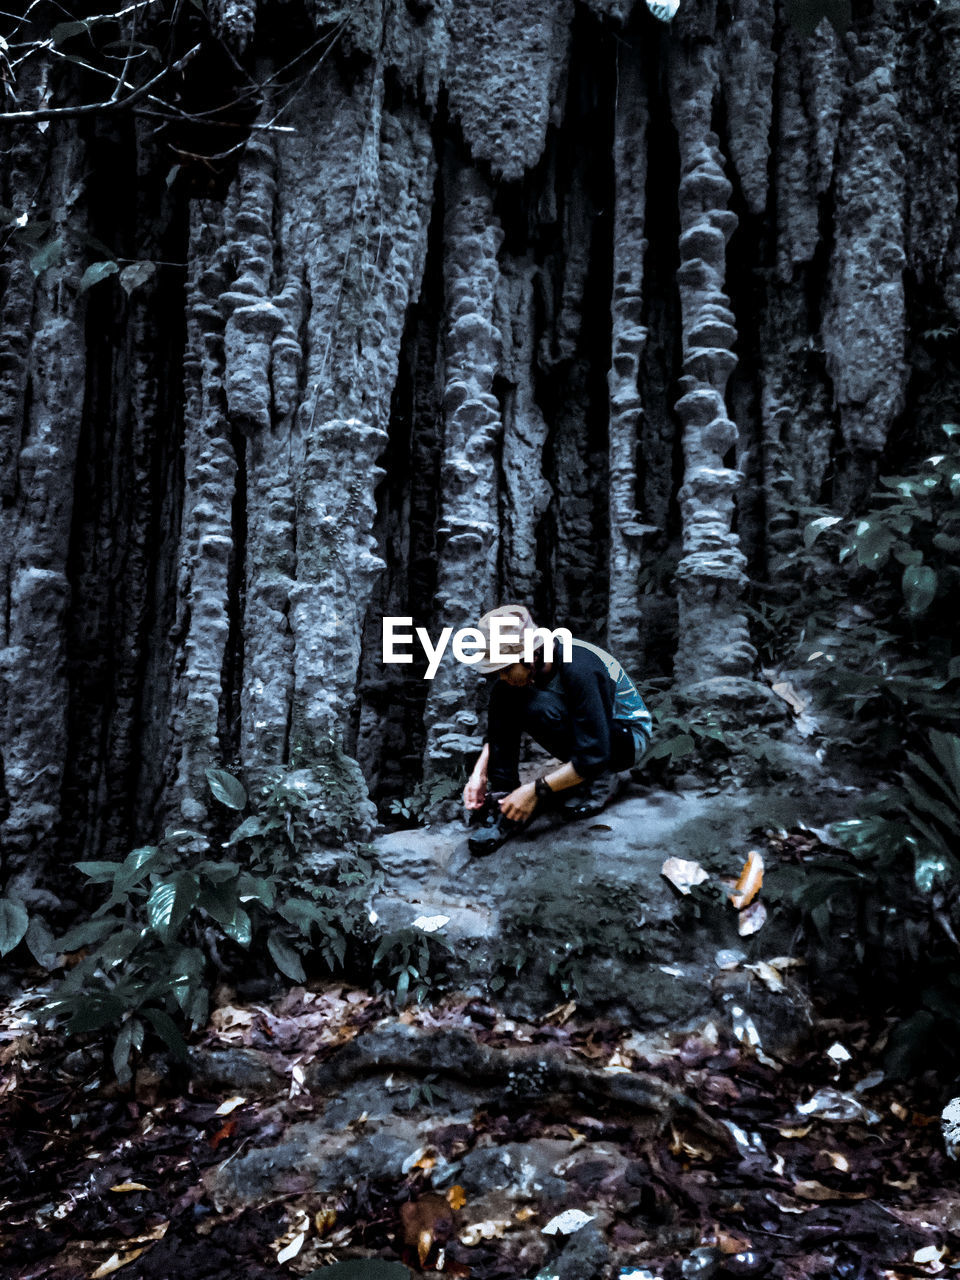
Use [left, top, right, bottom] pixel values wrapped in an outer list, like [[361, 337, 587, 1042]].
[[2, 977, 960, 1280]]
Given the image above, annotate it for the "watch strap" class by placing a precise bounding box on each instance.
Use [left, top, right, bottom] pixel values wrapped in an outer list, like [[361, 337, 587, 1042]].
[[534, 775, 553, 801]]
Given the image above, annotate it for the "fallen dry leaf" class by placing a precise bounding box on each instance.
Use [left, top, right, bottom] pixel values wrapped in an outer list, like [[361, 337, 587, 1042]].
[[745, 960, 784, 992], [542, 1209, 596, 1236], [729, 850, 764, 910], [544, 1000, 577, 1024], [214, 1095, 246, 1116], [108, 1183, 148, 1193], [90, 1249, 147, 1278], [209, 1119, 236, 1150], [276, 1230, 306, 1263], [401, 1192, 455, 1265], [315, 1206, 337, 1235], [771, 681, 808, 716], [738, 900, 768, 936], [661, 857, 710, 895], [792, 1180, 871, 1201], [446, 1185, 466, 1211]]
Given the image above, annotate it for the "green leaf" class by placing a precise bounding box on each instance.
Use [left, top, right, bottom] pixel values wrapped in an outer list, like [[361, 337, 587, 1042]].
[[851, 519, 895, 570], [29, 238, 64, 277], [196, 860, 241, 884], [278, 897, 325, 934], [79, 260, 118, 292], [929, 731, 960, 802], [25, 916, 58, 969], [163, 828, 207, 845], [64, 994, 128, 1034], [396, 968, 410, 1008], [226, 815, 270, 844], [147, 873, 199, 941], [803, 515, 843, 548], [112, 1018, 144, 1085], [237, 873, 276, 908], [0, 898, 29, 956], [74, 860, 123, 883], [199, 880, 241, 928], [902, 564, 937, 616], [267, 932, 307, 982], [221, 906, 252, 948], [114, 846, 162, 891], [142, 1007, 188, 1061], [118, 260, 157, 295], [205, 767, 247, 811], [58, 917, 120, 951]]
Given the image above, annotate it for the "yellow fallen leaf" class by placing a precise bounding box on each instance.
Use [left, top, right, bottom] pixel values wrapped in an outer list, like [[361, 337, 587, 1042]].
[[446, 1185, 466, 1210], [778, 1126, 812, 1138], [108, 1183, 149, 1193], [90, 1249, 146, 1278], [214, 1095, 245, 1116], [315, 1207, 337, 1235]]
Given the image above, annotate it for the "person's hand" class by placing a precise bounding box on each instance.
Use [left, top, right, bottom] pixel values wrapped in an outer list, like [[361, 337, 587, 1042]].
[[463, 773, 487, 811], [499, 782, 537, 822]]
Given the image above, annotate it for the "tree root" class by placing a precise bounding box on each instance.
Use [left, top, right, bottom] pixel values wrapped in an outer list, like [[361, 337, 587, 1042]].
[[306, 1024, 733, 1151]]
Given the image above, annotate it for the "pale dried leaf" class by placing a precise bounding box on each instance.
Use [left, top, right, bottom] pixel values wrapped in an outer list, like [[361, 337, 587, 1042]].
[[661, 857, 709, 895], [90, 1249, 147, 1278], [542, 1209, 596, 1236], [738, 900, 768, 936], [214, 1095, 245, 1116]]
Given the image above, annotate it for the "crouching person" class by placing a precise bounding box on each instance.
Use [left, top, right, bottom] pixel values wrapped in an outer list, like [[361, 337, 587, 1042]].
[[463, 605, 652, 856]]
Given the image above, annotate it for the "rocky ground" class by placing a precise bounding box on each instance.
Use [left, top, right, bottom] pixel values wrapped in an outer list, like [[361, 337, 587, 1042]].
[[4, 770, 960, 1279]]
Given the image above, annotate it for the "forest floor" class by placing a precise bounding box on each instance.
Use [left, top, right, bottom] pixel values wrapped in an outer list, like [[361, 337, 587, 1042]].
[[4, 773, 960, 1280]]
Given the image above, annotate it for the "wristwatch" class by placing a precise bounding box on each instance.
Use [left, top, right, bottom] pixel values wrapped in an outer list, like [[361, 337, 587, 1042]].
[[534, 775, 554, 802]]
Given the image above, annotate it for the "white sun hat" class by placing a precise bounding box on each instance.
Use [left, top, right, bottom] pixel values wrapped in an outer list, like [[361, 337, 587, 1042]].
[[474, 604, 544, 674]]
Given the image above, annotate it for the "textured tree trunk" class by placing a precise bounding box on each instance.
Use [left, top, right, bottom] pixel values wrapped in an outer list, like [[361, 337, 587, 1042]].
[[1, 0, 958, 884]]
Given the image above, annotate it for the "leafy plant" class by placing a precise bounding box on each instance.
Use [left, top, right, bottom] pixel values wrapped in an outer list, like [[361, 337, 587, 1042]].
[[0, 895, 29, 957], [43, 763, 380, 1083], [750, 422, 960, 755], [387, 768, 467, 825], [795, 731, 960, 1076], [371, 926, 453, 1007]]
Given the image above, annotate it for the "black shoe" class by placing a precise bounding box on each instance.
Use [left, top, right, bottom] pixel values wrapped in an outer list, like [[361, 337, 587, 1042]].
[[561, 773, 617, 821], [468, 794, 523, 856], [467, 812, 522, 856]]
